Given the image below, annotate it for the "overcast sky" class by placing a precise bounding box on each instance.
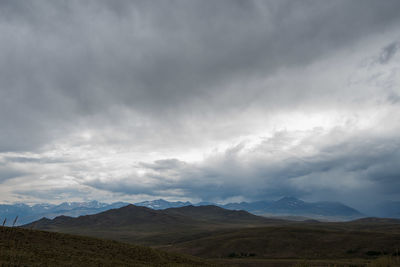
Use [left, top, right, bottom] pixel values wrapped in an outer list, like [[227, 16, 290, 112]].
[[1, 0, 400, 213]]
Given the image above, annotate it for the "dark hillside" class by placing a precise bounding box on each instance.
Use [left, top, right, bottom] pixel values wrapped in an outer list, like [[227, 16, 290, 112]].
[[163, 205, 286, 225], [25, 204, 197, 229], [0, 226, 213, 266], [23, 204, 281, 246]]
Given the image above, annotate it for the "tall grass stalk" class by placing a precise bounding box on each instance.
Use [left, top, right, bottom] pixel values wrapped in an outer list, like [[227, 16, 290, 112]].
[[0, 216, 23, 266], [368, 255, 400, 267]]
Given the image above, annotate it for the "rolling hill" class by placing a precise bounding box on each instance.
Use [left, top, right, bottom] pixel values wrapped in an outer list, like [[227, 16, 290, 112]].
[[25, 204, 283, 229], [162, 205, 286, 225], [23, 204, 284, 246], [30, 204, 193, 228], [0, 226, 212, 266]]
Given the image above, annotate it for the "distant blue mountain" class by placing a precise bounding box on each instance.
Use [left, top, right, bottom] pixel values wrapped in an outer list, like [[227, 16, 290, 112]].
[[0, 203, 33, 226], [0, 201, 129, 226]]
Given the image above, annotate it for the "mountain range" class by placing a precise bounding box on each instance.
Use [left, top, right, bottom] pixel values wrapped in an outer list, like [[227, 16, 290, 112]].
[[0, 197, 371, 226], [136, 197, 364, 220], [221, 197, 364, 219]]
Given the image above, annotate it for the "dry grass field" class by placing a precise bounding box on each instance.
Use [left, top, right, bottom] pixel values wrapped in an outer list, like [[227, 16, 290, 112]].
[[0, 226, 214, 266]]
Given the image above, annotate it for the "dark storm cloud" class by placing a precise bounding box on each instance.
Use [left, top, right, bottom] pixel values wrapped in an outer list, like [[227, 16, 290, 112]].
[[1, 0, 400, 151]]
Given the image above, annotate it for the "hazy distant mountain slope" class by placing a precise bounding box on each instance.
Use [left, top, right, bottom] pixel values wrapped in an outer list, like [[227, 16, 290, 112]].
[[263, 197, 362, 217], [0, 203, 33, 225], [374, 201, 400, 218], [219, 197, 363, 219], [135, 199, 191, 209], [222, 201, 272, 214], [0, 201, 129, 226]]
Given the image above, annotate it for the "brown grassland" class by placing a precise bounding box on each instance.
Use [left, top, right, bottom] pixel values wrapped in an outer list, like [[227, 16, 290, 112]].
[[0, 226, 214, 266]]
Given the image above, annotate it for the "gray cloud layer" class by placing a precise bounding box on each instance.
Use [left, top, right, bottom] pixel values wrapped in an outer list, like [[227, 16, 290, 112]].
[[1, 0, 400, 211], [84, 129, 400, 211]]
